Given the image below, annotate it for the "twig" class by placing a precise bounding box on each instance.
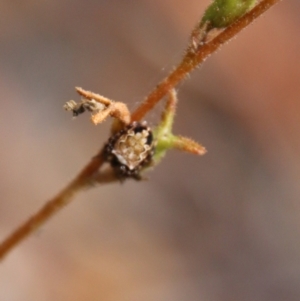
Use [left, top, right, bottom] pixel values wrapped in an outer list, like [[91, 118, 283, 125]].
[[0, 0, 281, 260], [0, 153, 105, 260], [131, 0, 281, 121]]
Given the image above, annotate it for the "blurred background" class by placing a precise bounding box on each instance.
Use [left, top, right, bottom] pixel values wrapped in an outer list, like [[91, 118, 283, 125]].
[[0, 0, 300, 300]]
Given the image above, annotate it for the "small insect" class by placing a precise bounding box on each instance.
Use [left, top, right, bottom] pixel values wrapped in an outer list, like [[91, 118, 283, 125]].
[[64, 98, 106, 117], [104, 121, 155, 180]]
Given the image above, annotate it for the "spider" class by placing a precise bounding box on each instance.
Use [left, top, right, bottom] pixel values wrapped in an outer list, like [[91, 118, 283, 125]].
[[103, 121, 154, 180]]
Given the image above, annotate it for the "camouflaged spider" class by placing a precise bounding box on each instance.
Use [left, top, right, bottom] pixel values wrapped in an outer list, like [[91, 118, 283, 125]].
[[103, 121, 154, 181]]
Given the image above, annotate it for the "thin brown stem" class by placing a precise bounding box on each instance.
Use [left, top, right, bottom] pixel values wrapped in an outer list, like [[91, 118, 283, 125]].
[[94, 167, 118, 184], [0, 153, 105, 261], [131, 0, 281, 122], [0, 0, 281, 261]]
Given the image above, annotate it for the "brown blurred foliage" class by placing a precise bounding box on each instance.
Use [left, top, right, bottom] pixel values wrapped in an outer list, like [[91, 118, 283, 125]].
[[0, 1, 300, 300]]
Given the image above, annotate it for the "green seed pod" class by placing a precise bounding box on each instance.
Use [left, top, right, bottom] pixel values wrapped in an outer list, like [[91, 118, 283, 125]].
[[202, 0, 257, 28]]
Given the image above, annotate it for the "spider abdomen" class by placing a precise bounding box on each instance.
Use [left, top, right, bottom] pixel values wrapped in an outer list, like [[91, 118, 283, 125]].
[[104, 121, 154, 180]]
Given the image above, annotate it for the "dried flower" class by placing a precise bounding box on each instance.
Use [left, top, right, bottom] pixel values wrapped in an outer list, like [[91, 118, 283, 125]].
[[64, 87, 131, 125]]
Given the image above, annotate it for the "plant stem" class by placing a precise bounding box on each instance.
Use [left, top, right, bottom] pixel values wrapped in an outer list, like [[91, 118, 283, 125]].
[[0, 0, 281, 261], [131, 0, 281, 122], [0, 154, 104, 261]]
